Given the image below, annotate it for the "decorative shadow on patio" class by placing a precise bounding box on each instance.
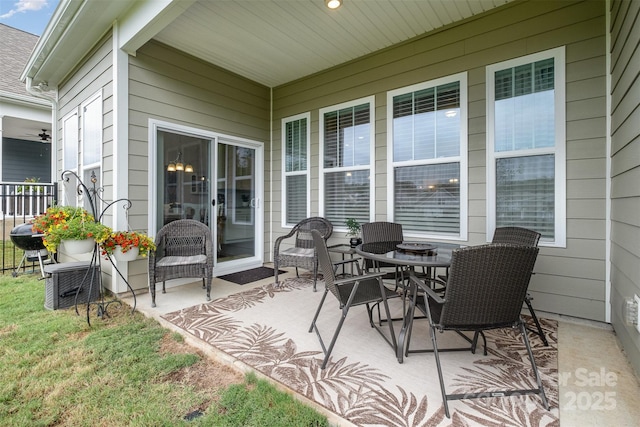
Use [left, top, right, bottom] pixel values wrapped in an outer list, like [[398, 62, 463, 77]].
[[162, 276, 559, 426]]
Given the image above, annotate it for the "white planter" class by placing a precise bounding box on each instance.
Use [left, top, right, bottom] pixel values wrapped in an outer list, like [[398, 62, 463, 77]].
[[62, 238, 96, 254], [113, 246, 139, 262]]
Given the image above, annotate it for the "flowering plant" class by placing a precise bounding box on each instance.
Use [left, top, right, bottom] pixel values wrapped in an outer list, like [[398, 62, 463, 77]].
[[100, 230, 156, 258], [32, 206, 111, 253], [17, 177, 44, 194]]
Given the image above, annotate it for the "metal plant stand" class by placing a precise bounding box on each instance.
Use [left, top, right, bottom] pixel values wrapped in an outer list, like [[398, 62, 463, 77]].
[[61, 170, 137, 326]]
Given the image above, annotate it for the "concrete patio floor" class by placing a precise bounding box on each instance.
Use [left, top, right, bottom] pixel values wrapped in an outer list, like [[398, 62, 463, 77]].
[[121, 265, 640, 426]]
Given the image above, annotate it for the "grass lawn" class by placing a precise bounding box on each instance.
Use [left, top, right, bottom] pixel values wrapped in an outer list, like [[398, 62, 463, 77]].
[[0, 274, 329, 426]]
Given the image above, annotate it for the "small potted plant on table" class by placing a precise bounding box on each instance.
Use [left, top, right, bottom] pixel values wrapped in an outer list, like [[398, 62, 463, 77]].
[[345, 218, 362, 248]]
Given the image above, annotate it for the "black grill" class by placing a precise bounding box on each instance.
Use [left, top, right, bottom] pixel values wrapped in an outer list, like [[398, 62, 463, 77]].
[[10, 223, 49, 277], [9, 223, 46, 251]]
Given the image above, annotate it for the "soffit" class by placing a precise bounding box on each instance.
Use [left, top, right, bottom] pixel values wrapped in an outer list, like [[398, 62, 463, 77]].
[[154, 0, 514, 88], [26, 0, 514, 89]]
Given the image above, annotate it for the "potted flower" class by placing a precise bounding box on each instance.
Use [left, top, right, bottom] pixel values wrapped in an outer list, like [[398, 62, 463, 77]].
[[345, 218, 362, 248], [16, 177, 44, 195], [100, 230, 156, 261], [32, 206, 111, 254]]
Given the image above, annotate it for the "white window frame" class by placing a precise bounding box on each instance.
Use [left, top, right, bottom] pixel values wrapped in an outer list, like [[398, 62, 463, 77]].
[[61, 108, 79, 205], [281, 112, 311, 227], [386, 72, 468, 241], [80, 90, 103, 213], [319, 96, 375, 231], [486, 47, 566, 247]]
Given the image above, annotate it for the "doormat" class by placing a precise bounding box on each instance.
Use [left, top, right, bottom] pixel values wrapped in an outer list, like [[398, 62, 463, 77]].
[[218, 267, 285, 285]]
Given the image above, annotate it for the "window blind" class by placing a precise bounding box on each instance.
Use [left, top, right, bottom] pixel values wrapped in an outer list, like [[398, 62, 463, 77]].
[[286, 174, 307, 225], [285, 119, 307, 173], [391, 80, 462, 236], [488, 49, 564, 245], [324, 170, 370, 226], [324, 104, 370, 168], [496, 155, 555, 239], [495, 59, 555, 152], [284, 117, 309, 225], [322, 102, 371, 225], [394, 163, 460, 234], [393, 82, 460, 162]]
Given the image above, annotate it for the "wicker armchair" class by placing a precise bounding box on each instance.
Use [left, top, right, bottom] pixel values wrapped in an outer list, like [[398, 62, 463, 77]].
[[492, 226, 547, 345], [309, 229, 397, 369], [405, 244, 549, 418], [148, 219, 213, 307], [273, 217, 332, 291]]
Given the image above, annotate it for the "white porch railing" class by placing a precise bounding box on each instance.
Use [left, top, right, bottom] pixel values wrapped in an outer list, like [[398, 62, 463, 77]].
[[0, 182, 57, 218], [0, 182, 57, 275]]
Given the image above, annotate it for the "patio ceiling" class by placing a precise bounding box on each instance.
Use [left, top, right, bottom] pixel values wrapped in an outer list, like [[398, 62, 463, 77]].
[[153, 0, 515, 88], [1, 117, 51, 143], [24, 0, 515, 89]]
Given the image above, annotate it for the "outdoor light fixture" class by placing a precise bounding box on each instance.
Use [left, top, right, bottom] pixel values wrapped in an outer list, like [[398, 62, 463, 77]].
[[167, 151, 193, 173], [325, 0, 342, 10]]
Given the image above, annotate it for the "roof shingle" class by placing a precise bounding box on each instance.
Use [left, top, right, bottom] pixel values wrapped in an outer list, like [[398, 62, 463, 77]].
[[0, 23, 39, 98]]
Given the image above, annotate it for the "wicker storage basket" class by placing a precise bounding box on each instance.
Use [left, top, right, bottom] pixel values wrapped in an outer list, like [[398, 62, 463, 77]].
[[44, 261, 100, 310]]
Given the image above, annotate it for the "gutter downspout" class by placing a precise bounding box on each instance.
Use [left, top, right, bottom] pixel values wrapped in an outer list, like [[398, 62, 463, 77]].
[[25, 77, 58, 187], [269, 87, 273, 263], [604, 0, 612, 323]]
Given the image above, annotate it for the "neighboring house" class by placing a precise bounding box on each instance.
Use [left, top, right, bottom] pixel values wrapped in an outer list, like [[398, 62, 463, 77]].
[[0, 24, 52, 187], [20, 0, 640, 377]]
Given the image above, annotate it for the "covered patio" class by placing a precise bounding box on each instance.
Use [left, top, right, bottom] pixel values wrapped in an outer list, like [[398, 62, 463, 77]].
[[121, 269, 640, 426]]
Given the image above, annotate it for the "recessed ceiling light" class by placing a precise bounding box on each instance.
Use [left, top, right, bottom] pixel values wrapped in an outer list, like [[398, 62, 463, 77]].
[[325, 0, 342, 10]]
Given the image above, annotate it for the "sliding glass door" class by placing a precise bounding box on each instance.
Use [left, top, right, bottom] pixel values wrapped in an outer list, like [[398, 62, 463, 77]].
[[155, 124, 263, 275]]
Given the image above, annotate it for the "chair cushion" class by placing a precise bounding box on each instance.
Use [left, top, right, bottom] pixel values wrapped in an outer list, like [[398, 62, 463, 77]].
[[156, 254, 208, 267], [280, 247, 314, 257]]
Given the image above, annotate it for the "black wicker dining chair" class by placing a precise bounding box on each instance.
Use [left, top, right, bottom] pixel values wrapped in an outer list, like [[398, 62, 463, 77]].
[[309, 229, 397, 369], [273, 217, 332, 291], [436, 226, 547, 346], [361, 221, 404, 245], [492, 226, 541, 247], [148, 219, 213, 307], [492, 226, 547, 346], [405, 243, 549, 418], [360, 221, 410, 322], [360, 221, 404, 276]]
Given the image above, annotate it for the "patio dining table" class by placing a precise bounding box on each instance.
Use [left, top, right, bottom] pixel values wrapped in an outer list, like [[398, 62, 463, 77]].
[[356, 241, 461, 363]]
